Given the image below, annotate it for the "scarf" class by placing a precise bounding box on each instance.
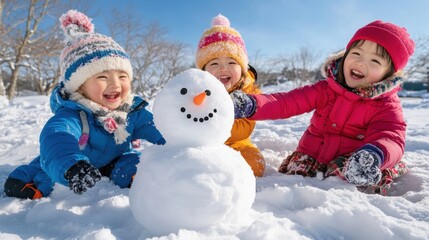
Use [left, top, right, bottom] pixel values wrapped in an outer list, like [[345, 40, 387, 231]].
[[69, 92, 133, 145], [325, 56, 404, 99], [352, 75, 403, 99]]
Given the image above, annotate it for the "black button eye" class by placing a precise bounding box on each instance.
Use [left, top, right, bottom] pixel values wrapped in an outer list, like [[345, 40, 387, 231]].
[[180, 88, 187, 95], [205, 90, 211, 96]]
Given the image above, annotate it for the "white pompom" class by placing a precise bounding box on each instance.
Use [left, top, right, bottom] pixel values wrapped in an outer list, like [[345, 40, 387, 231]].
[[211, 14, 230, 27]]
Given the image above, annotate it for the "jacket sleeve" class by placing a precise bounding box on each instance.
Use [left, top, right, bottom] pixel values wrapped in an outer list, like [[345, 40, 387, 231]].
[[131, 108, 165, 145], [364, 100, 406, 169], [226, 118, 256, 143], [249, 81, 325, 120], [39, 111, 89, 186]]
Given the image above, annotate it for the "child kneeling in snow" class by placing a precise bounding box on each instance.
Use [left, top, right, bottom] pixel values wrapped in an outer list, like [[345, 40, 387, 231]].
[[195, 14, 266, 177], [231, 20, 414, 194], [3, 10, 165, 199]]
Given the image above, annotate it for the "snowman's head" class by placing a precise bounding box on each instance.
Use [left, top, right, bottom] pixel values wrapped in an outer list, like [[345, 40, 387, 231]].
[[153, 68, 234, 147]]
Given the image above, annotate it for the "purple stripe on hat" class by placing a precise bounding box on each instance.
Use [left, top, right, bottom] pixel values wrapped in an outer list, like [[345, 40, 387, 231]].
[[199, 32, 245, 49], [64, 50, 129, 81]]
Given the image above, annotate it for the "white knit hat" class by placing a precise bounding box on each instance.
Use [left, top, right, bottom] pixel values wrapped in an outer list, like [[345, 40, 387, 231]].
[[59, 9, 133, 93]]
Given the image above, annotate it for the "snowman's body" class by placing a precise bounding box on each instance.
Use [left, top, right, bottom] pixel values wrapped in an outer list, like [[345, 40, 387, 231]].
[[129, 69, 255, 235]]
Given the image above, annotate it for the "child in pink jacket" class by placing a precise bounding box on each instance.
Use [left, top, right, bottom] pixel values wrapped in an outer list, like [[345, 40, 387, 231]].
[[231, 20, 414, 194]]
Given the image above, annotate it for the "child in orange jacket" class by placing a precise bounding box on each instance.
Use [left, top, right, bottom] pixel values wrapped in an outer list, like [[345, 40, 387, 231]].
[[195, 14, 265, 177]]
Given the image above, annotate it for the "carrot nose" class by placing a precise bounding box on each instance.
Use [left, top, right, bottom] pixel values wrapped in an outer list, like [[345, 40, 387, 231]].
[[193, 91, 206, 105]]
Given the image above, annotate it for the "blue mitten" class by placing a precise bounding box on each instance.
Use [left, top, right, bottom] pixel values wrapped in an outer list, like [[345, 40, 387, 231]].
[[155, 137, 166, 145], [229, 90, 257, 118], [344, 144, 384, 186], [110, 153, 140, 188]]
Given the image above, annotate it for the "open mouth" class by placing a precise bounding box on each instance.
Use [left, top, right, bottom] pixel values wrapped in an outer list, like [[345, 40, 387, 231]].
[[217, 75, 231, 84], [180, 107, 218, 123], [350, 69, 364, 79], [104, 92, 120, 100]]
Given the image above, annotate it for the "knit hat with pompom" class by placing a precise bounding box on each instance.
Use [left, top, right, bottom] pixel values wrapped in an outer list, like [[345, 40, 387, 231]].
[[196, 14, 248, 75], [59, 9, 133, 93], [346, 20, 415, 71]]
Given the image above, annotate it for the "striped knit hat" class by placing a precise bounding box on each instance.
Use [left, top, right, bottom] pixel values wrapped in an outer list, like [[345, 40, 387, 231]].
[[59, 10, 133, 93], [196, 14, 249, 75]]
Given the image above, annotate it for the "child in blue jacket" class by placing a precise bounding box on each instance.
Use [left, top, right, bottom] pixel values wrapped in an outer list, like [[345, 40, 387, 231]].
[[3, 10, 165, 199]]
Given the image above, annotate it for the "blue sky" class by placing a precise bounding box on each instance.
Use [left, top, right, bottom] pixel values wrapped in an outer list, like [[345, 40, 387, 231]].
[[91, 0, 429, 62]]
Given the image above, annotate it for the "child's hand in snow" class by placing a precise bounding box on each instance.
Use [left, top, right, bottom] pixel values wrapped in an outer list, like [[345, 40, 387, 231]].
[[65, 161, 102, 194], [344, 144, 384, 186]]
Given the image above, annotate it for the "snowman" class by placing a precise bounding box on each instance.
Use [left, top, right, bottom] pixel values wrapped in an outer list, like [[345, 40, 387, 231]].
[[129, 68, 256, 236]]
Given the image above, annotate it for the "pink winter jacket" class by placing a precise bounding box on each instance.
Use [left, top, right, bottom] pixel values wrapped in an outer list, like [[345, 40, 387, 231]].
[[249, 77, 406, 170]]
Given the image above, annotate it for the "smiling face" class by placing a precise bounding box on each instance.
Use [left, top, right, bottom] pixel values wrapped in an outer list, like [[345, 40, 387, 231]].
[[79, 70, 131, 110], [343, 40, 392, 89], [153, 69, 234, 147], [204, 57, 242, 91]]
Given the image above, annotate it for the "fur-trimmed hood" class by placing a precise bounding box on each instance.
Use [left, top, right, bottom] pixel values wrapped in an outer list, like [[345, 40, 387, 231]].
[[320, 51, 405, 99], [321, 50, 345, 79]]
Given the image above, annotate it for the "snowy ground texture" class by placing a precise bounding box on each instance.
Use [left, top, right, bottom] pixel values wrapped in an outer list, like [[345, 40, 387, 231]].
[[0, 83, 428, 240]]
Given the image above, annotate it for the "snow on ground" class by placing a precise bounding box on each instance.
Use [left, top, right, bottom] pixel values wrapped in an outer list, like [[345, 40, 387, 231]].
[[0, 84, 428, 239]]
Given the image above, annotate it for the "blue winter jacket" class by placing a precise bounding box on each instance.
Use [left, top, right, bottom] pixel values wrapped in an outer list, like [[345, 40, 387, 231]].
[[9, 86, 165, 195]]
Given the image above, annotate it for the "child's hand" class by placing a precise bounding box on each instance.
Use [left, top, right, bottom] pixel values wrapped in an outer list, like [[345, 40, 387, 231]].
[[65, 161, 102, 194], [344, 144, 384, 186], [156, 137, 166, 145], [229, 90, 257, 118], [111, 162, 137, 188]]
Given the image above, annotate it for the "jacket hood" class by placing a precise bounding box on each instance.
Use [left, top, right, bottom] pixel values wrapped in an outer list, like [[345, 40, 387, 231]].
[[320, 51, 404, 99], [50, 86, 82, 114]]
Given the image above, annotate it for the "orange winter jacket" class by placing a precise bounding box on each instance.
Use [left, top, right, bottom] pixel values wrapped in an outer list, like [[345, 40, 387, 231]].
[[226, 70, 265, 177]]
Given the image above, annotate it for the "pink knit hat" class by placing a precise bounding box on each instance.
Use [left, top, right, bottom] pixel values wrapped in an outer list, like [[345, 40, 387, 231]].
[[196, 14, 249, 74], [346, 20, 415, 71]]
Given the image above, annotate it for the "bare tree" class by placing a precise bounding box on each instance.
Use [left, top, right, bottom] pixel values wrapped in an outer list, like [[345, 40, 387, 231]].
[[248, 49, 266, 78], [0, 0, 3, 25], [0, 0, 10, 96], [251, 57, 282, 87], [406, 37, 429, 76], [0, 0, 92, 98], [278, 46, 319, 88], [28, 52, 61, 95], [406, 36, 429, 91], [106, 9, 190, 100], [0, 72, 4, 96], [2, 0, 51, 99]]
